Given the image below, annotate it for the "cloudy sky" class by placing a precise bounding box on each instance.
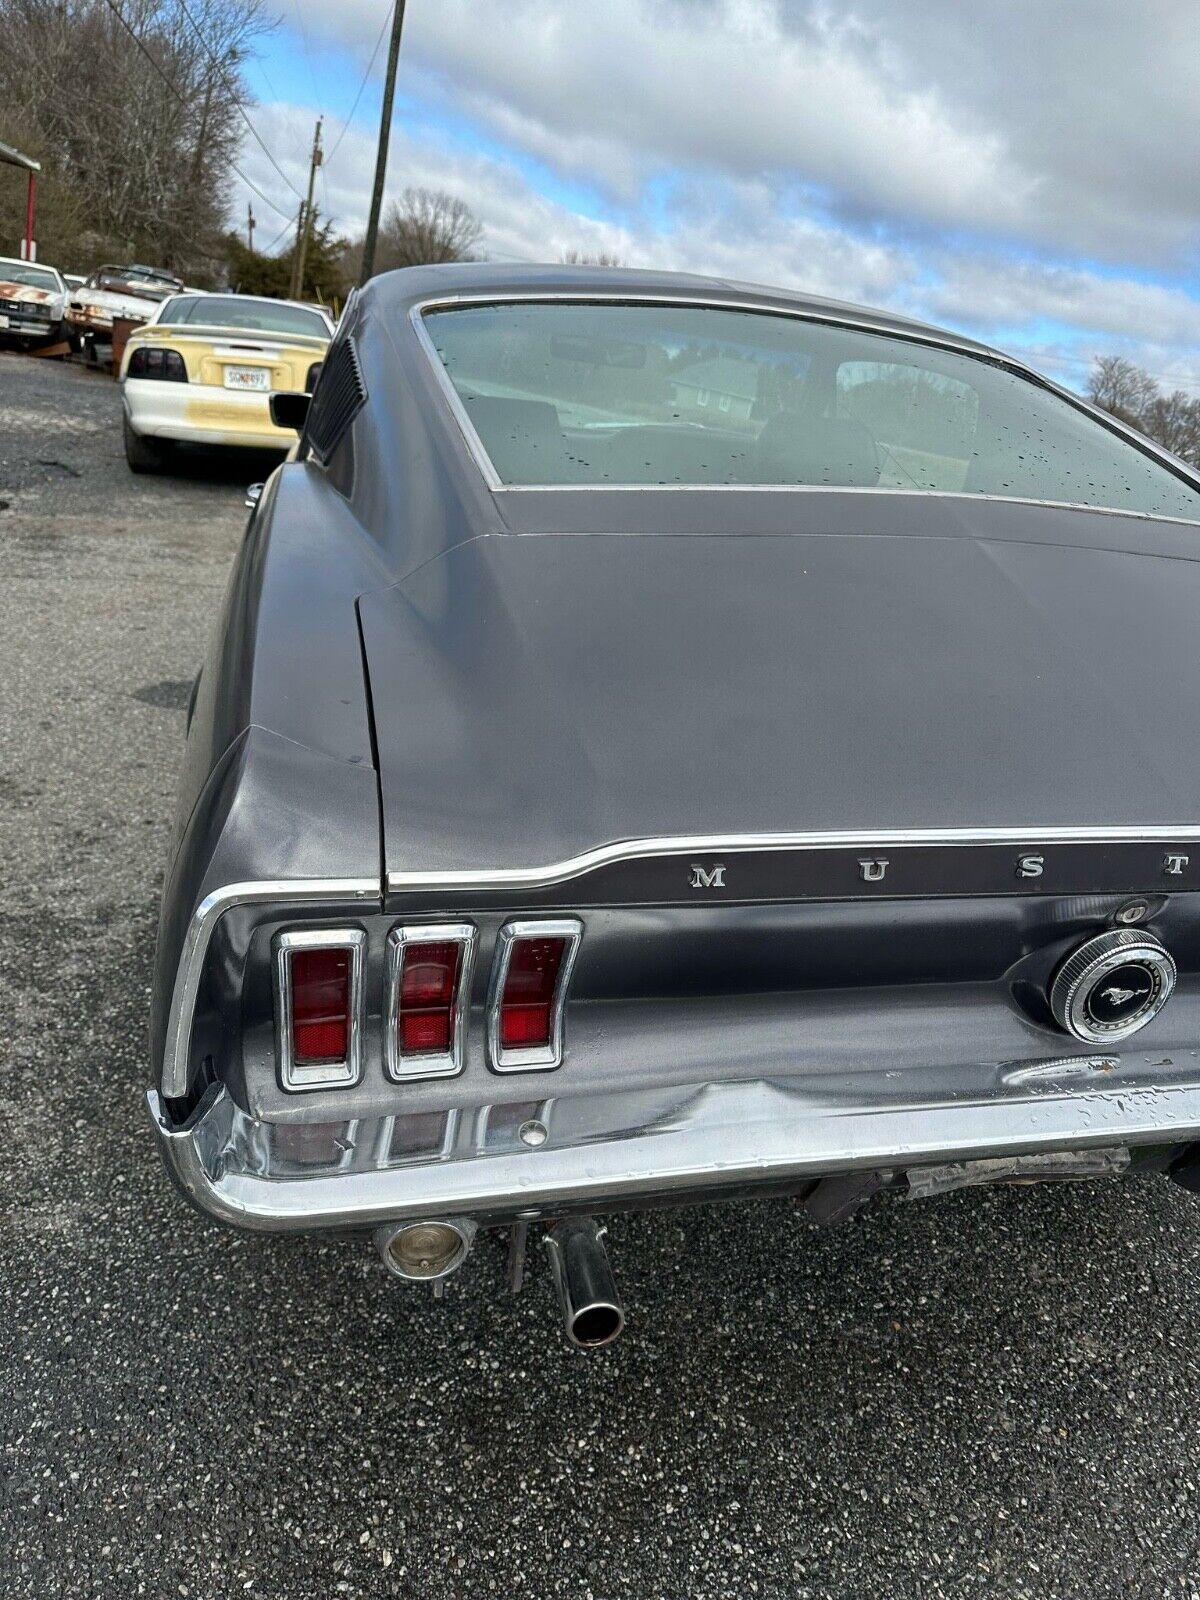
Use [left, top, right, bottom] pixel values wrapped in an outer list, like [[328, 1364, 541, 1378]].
[[234, 0, 1200, 395]]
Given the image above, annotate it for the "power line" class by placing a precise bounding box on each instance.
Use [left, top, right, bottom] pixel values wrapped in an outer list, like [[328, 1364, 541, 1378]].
[[100, 0, 295, 223], [262, 213, 298, 254], [325, 2, 395, 166], [290, 0, 322, 106], [173, 0, 305, 201]]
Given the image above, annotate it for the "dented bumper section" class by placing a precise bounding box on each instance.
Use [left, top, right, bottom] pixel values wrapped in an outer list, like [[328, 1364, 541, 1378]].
[[146, 1051, 1200, 1233]]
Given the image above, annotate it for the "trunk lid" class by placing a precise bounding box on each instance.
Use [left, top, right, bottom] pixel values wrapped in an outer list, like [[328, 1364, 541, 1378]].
[[359, 517, 1200, 879]]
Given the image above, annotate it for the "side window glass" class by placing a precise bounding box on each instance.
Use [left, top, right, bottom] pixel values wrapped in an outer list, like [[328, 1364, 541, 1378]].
[[836, 361, 979, 491]]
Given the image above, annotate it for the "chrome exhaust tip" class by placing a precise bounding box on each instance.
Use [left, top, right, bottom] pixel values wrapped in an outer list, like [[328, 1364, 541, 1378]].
[[374, 1217, 476, 1282], [543, 1217, 625, 1348]]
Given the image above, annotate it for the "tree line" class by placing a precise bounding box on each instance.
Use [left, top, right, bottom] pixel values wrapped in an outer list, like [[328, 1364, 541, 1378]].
[[1087, 355, 1200, 468], [0, 0, 491, 295], [0, 0, 268, 278]]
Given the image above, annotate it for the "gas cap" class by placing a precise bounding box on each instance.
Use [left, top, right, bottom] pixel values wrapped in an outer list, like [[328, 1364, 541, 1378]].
[[1049, 928, 1176, 1043]]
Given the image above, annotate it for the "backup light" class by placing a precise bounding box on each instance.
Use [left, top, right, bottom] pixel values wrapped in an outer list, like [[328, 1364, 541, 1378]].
[[488, 919, 583, 1072], [375, 1218, 477, 1281], [387, 923, 477, 1080]]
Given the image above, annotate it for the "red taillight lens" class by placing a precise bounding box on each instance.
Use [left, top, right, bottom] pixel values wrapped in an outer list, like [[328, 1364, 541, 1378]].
[[499, 936, 568, 1048], [397, 939, 464, 1054], [290, 947, 350, 1063]]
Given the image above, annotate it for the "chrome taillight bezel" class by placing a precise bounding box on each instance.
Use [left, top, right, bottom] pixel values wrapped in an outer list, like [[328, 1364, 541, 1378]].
[[385, 922, 478, 1082], [487, 917, 583, 1074], [274, 927, 367, 1092]]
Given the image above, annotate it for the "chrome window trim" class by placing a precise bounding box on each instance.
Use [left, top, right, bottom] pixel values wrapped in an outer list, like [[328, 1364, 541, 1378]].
[[409, 291, 1200, 520], [487, 917, 583, 1074], [161, 878, 379, 1099], [274, 927, 367, 1092], [388, 825, 1200, 895], [385, 921, 478, 1082]]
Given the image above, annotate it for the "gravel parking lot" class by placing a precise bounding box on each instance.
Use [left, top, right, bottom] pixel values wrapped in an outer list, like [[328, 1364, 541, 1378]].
[[5, 351, 1200, 1599]]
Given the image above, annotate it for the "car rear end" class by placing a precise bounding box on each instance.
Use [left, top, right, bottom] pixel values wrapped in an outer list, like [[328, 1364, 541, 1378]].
[[148, 829, 1200, 1348], [148, 514, 1200, 1345], [145, 273, 1200, 1346], [121, 296, 330, 455]]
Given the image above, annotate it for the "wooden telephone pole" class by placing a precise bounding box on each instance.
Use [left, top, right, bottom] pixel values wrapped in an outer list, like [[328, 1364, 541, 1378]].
[[359, 1, 407, 285], [290, 117, 323, 300], [246, 202, 255, 253]]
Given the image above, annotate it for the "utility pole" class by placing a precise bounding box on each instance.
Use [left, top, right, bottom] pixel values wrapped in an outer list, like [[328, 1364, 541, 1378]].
[[291, 116, 323, 300], [359, 1, 407, 285], [246, 202, 255, 253]]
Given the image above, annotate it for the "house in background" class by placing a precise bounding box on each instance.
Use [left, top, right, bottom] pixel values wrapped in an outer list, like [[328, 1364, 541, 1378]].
[[669, 354, 758, 421]]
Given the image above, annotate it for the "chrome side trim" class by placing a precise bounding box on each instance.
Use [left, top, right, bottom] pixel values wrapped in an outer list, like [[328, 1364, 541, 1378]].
[[385, 921, 478, 1082], [409, 291, 1200, 514], [486, 917, 583, 1073], [388, 826, 1200, 895], [160, 877, 379, 1100], [274, 927, 367, 1092]]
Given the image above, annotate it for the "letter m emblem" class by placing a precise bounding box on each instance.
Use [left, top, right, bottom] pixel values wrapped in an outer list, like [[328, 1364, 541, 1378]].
[[690, 862, 726, 889]]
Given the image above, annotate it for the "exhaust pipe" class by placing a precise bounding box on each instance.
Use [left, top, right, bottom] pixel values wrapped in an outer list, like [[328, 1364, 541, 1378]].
[[544, 1217, 625, 1348]]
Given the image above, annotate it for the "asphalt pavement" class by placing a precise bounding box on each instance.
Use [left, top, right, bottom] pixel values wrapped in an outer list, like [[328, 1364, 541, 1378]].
[[3, 351, 1200, 1600]]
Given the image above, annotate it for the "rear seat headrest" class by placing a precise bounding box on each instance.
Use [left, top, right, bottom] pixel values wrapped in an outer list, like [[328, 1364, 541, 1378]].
[[754, 411, 881, 487]]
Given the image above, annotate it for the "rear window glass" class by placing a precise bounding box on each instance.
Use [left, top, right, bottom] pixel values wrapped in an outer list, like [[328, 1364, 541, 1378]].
[[165, 296, 329, 339], [423, 301, 1200, 521]]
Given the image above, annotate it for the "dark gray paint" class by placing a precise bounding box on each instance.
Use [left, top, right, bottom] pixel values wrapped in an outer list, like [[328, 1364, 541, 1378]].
[[152, 260, 1200, 1118], [362, 522, 1200, 878]]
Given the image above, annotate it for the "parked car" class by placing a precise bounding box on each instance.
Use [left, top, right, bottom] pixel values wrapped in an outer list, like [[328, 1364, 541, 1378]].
[[66, 263, 184, 365], [118, 292, 333, 471], [0, 256, 69, 349], [148, 263, 1200, 1348]]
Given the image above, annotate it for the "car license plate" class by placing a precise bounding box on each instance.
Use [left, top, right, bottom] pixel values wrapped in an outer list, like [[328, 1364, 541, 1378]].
[[0, 315, 8, 329], [224, 366, 270, 392]]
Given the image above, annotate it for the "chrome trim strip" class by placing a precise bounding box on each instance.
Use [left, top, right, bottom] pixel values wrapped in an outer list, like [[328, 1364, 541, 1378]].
[[388, 826, 1200, 895], [486, 918, 583, 1073], [160, 877, 379, 1100], [409, 291, 1200, 516], [274, 927, 367, 1092], [385, 921, 478, 1082]]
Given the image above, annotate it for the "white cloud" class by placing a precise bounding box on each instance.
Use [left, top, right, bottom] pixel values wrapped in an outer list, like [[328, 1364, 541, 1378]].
[[290, 0, 1200, 269], [234, 2, 1200, 392]]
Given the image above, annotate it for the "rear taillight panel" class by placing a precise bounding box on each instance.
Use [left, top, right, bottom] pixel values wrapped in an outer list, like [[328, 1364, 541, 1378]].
[[487, 918, 583, 1073], [275, 928, 366, 1091], [386, 923, 477, 1081], [270, 917, 584, 1093]]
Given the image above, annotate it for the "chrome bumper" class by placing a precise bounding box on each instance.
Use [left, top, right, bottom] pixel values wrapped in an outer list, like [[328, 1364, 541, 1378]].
[[146, 1051, 1200, 1233]]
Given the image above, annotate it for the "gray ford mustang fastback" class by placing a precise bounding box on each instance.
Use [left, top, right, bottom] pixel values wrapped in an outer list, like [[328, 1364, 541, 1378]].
[[149, 262, 1200, 1346]]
